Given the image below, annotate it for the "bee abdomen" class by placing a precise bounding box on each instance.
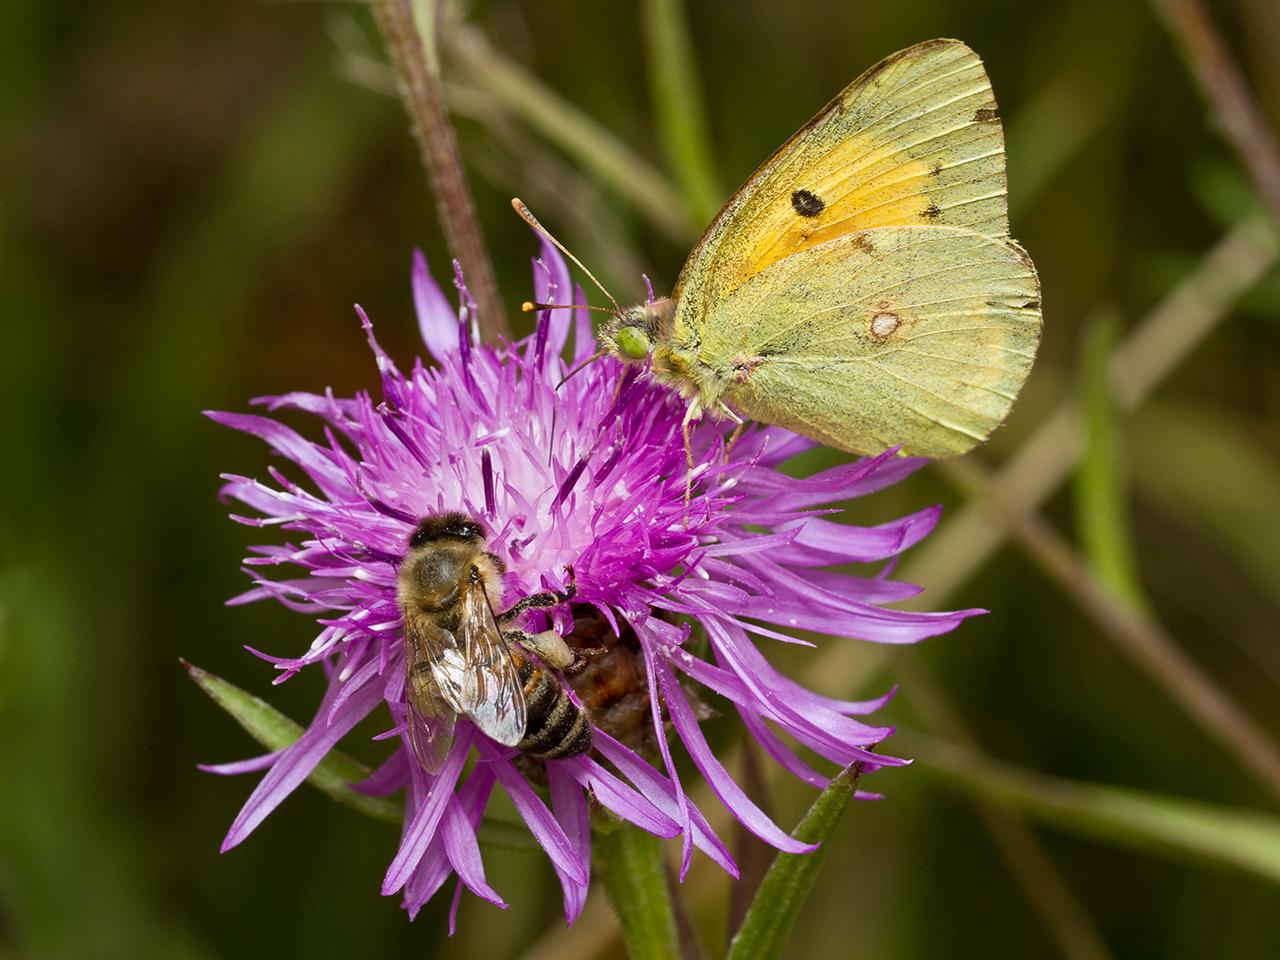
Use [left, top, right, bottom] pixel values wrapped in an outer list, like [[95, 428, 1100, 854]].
[[517, 667, 592, 760]]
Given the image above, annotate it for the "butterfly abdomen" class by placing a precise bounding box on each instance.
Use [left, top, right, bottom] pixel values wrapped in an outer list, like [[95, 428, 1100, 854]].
[[514, 652, 592, 760]]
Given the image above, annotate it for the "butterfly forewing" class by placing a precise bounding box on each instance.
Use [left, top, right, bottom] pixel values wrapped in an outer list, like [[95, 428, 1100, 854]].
[[675, 39, 1009, 328]]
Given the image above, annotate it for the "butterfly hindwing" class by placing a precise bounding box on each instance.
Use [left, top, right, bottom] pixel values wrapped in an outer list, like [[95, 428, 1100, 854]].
[[717, 226, 1041, 457]]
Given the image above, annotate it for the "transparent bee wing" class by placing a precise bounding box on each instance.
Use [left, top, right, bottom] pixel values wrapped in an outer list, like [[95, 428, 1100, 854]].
[[449, 578, 527, 748], [403, 619, 458, 774]]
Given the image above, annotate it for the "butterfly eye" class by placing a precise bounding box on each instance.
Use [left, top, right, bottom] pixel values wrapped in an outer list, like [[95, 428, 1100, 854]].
[[615, 326, 651, 360]]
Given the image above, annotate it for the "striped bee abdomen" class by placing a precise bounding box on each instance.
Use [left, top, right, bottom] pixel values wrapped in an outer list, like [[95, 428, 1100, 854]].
[[514, 655, 592, 760]]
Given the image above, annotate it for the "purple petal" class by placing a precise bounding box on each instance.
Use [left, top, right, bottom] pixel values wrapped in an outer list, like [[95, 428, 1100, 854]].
[[355, 748, 411, 797], [559, 755, 680, 838], [654, 657, 816, 855], [221, 676, 384, 852], [440, 794, 506, 907], [592, 732, 738, 878], [547, 763, 591, 924], [198, 751, 282, 776], [383, 725, 474, 895], [413, 249, 460, 362], [771, 506, 941, 564], [204, 411, 352, 500], [484, 743, 589, 887]]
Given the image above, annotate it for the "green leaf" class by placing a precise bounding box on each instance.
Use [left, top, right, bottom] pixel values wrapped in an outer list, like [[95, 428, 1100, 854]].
[[913, 736, 1280, 884], [1074, 310, 1147, 611], [1132, 401, 1280, 609], [595, 822, 681, 960], [726, 764, 863, 960], [183, 660, 402, 825], [641, 0, 722, 225], [448, 23, 694, 244]]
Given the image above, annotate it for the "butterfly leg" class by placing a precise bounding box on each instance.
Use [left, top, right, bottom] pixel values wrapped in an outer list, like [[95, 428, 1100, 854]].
[[714, 402, 748, 461], [681, 399, 703, 507]]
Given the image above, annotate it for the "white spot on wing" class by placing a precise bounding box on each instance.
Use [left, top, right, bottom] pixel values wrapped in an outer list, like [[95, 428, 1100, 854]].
[[871, 312, 902, 338]]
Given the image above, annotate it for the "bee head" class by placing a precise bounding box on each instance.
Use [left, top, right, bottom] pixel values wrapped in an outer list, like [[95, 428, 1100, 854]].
[[401, 513, 492, 612], [408, 512, 485, 549]]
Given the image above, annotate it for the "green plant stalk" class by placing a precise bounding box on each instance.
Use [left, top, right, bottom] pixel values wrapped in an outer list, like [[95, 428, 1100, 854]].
[[595, 823, 681, 960], [911, 734, 1280, 884], [372, 0, 507, 342], [642, 0, 722, 225], [726, 764, 863, 960], [1074, 311, 1147, 610]]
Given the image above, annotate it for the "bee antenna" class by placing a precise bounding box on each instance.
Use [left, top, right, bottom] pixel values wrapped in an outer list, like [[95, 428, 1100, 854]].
[[511, 198, 621, 313]]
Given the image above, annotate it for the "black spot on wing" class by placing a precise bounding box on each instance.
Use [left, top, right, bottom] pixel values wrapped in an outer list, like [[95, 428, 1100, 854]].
[[922, 203, 941, 220], [791, 189, 825, 218], [973, 107, 999, 122]]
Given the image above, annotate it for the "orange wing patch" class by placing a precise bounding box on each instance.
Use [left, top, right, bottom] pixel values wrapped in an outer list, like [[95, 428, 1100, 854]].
[[674, 40, 1009, 316]]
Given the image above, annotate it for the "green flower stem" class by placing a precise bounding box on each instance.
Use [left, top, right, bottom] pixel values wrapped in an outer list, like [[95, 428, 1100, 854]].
[[595, 822, 681, 960], [726, 764, 864, 960]]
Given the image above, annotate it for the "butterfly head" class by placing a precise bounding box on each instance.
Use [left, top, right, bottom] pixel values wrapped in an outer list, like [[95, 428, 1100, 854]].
[[603, 298, 675, 363]]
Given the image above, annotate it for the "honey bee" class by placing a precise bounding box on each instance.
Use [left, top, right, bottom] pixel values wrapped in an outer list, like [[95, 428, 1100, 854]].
[[396, 512, 589, 772], [560, 606, 655, 756]]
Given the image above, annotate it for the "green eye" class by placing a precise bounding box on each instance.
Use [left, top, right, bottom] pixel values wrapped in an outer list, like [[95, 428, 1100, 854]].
[[615, 326, 651, 360]]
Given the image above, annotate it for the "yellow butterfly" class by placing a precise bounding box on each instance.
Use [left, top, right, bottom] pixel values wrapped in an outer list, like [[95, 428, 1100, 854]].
[[520, 39, 1041, 463]]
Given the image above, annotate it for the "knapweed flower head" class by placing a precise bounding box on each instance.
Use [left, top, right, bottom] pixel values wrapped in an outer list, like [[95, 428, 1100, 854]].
[[206, 237, 978, 924]]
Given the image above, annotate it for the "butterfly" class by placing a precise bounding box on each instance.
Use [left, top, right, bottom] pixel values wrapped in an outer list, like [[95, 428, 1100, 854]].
[[519, 38, 1041, 467]]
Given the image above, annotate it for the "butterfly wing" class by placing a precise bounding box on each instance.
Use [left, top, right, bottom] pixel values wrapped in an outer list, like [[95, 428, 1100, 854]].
[[674, 38, 1010, 330], [719, 226, 1041, 457], [403, 618, 458, 774]]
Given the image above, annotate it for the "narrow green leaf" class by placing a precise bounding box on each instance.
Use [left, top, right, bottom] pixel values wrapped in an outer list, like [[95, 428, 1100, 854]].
[[595, 822, 681, 960], [1074, 310, 1147, 611], [410, 0, 439, 78], [914, 736, 1280, 884], [726, 764, 863, 960], [183, 660, 402, 825], [1133, 401, 1280, 609], [641, 0, 722, 225], [448, 23, 695, 243]]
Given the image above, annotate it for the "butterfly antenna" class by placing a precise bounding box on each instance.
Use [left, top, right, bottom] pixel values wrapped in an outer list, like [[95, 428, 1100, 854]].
[[521, 301, 614, 314], [555, 347, 609, 391], [511, 198, 621, 313]]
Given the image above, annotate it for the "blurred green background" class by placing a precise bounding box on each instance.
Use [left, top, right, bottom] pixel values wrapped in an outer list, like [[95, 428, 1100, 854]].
[[2, 1, 1279, 958]]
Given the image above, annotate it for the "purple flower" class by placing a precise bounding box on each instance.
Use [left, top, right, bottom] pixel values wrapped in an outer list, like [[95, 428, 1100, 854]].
[[206, 238, 979, 924]]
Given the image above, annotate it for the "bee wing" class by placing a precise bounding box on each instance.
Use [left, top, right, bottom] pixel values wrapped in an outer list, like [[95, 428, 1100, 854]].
[[450, 578, 527, 747], [403, 618, 458, 774]]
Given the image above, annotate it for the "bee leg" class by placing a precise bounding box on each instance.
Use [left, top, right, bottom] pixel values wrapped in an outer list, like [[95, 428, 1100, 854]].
[[507, 628, 576, 671], [562, 643, 611, 676], [496, 569, 577, 624]]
